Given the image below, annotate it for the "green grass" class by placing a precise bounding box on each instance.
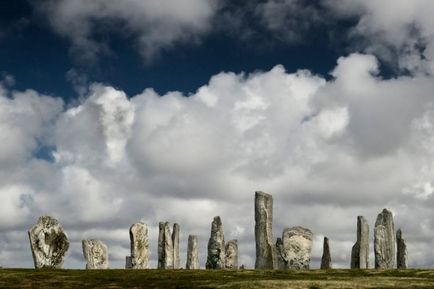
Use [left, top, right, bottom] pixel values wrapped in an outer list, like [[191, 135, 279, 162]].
[[1, 268, 434, 288]]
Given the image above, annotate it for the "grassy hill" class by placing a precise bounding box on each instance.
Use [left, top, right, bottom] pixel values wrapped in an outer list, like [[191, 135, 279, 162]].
[[1, 268, 434, 288]]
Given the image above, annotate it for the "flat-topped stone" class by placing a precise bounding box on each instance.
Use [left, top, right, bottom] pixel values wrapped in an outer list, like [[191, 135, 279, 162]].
[[82, 239, 108, 269], [129, 222, 149, 269]]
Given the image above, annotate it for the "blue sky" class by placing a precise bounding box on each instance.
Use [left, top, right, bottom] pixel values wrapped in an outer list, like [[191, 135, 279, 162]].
[[1, 0, 353, 99], [2, 0, 434, 270]]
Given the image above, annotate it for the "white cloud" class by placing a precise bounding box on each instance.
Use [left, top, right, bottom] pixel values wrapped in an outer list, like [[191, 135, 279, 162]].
[[34, 0, 217, 62], [2, 52, 434, 268]]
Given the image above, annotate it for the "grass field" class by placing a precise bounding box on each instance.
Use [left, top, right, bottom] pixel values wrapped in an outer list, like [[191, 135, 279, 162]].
[[1, 268, 434, 288]]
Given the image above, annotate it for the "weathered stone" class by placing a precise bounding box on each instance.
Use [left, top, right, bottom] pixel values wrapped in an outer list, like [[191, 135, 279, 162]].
[[350, 216, 369, 269], [396, 229, 408, 269], [172, 223, 180, 269], [225, 239, 238, 269], [186, 235, 199, 269], [158, 222, 174, 269], [125, 256, 132, 269], [206, 216, 225, 269], [320, 237, 332, 269], [129, 222, 149, 269], [281, 226, 313, 269], [255, 191, 276, 269], [82, 239, 108, 269], [28, 215, 69, 269], [275, 237, 286, 269], [374, 209, 395, 269]]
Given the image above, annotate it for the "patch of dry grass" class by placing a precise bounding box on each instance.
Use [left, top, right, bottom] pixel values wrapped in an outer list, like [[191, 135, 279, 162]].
[[0, 268, 434, 288]]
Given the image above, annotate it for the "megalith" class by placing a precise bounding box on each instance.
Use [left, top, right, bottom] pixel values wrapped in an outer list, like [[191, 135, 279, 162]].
[[350, 216, 369, 269], [281, 226, 313, 269], [374, 208, 395, 269], [82, 239, 108, 269], [186, 235, 199, 269], [172, 223, 180, 269], [206, 216, 225, 269], [255, 191, 276, 269], [225, 239, 238, 269], [320, 236, 332, 269], [28, 215, 69, 269], [129, 222, 149, 269], [158, 222, 174, 269], [396, 229, 408, 269]]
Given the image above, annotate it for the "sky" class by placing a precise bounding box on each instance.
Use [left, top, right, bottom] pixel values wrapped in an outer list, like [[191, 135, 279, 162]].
[[1, 0, 434, 269]]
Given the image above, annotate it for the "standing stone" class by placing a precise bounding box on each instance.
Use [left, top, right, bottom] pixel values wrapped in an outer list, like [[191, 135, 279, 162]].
[[320, 237, 332, 269], [125, 256, 132, 269], [206, 216, 225, 269], [350, 216, 369, 269], [186, 235, 199, 269], [158, 222, 174, 269], [129, 222, 149, 269], [255, 191, 276, 269], [374, 208, 395, 269], [172, 223, 180, 269], [28, 215, 69, 269], [82, 239, 108, 269], [275, 238, 286, 269], [281, 226, 313, 269], [225, 239, 238, 269], [396, 229, 408, 269]]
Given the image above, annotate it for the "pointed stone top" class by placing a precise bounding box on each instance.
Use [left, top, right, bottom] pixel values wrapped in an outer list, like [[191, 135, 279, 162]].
[[213, 216, 222, 224], [255, 191, 272, 198], [382, 208, 392, 214], [397, 228, 403, 238]]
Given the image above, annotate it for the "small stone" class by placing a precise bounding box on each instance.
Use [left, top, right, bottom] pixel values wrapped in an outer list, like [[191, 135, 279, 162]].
[[320, 237, 332, 269], [225, 239, 238, 269], [186, 235, 199, 269], [158, 222, 174, 269], [129, 222, 149, 269], [281, 226, 313, 269], [350, 216, 369, 269], [206, 216, 225, 269], [396, 229, 408, 269], [374, 209, 395, 269], [172, 223, 180, 269], [125, 256, 132, 269], [28, 215, 69, 269], [255, 191, 276, 269], [82, 239, 108, 269]]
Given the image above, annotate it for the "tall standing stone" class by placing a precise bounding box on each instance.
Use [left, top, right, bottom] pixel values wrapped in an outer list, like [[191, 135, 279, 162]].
[[275, 238, 286, 269], [186, 235, 199, 269], [225, 239, 238, 269], [281, 226, 313, 269], [255, 191, 276, 269], [350, 216, 369, 269], [28, 215, 69, 269], [158, 222, 174, 269], [320, 236, 332, 269], [172, 223, 180, 269], [129, 222, 149, 269], [396, 229, 408, 269], [82, 239, 108, 269], [206, 216, 225, 269], [374, 208, 395, 269]]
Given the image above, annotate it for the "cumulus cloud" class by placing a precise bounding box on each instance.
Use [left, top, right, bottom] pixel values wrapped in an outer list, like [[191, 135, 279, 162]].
[[33, 0, 217, 62], [2, 52, 434, 268]]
